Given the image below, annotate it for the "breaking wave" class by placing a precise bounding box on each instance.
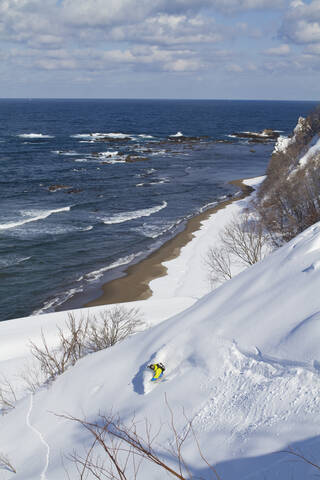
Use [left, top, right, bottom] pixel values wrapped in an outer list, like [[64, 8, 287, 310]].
[[79, 253, 140, 283], [71, 132, 131, 140], [102, 201, 167, 225], [52, 150, 80, 156], [32, 286, 83, 315], [0, 206, 72, 231], [18, 133, 54, 139], [170, 131, 183, 137], [33, 252, 141, 314], [134, 220, 182, 239]]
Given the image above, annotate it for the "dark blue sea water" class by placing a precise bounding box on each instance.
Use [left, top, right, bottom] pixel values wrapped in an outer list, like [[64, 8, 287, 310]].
[[0, 99, 317, 321]]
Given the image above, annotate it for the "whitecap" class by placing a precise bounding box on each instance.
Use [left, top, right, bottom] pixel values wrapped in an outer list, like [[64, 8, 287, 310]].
[[18, 133, 54, 139], [138, 134, 154, 139], [102, 201, 167, 225], [71, 132, 132, 140], [134, 220, 182, 239], [97, 151, 119, 157], [101, 158, 126, 164], [0, 206, 72, 231], [52, 150, 81, 156], [150, 150, 168, 156], [82, 253, 139, 283], [170, 131, 183, 137], [149, 177, 170, 185], [32, 286, 83, 315], [103, 132, 131, 139], [199, 201, 218, 213]]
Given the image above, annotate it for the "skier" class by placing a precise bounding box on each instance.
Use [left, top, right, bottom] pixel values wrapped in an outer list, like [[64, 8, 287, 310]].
[[148, 362, 165, 381]]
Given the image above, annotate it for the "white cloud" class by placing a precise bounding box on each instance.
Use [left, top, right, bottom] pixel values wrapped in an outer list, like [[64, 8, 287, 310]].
[[0, 0, 297, 93], [110, 14, 223, 46], [281, 1, 320, 45], [61, 0, 285, 28], [264, 44, 291, 56], [226, 63, 244, 72], [305, 43, 320, 55]]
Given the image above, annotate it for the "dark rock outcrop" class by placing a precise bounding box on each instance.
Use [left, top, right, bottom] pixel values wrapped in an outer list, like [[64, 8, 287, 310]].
[[48, 185, 71, 192], [231, 129, 280, 142]]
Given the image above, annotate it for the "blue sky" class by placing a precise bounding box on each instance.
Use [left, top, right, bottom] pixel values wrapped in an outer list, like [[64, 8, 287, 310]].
[[0, 0, 319, 99]]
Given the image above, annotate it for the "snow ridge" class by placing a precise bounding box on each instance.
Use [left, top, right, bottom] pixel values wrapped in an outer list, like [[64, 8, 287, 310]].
[[26, 394, 50, 480]]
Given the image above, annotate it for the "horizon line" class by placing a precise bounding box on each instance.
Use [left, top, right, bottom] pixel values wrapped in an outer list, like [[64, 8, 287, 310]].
[[0, 97, 319, 102]]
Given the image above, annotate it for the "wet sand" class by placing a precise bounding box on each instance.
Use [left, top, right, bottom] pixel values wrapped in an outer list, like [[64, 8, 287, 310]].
[[85, 179, 254, 307]]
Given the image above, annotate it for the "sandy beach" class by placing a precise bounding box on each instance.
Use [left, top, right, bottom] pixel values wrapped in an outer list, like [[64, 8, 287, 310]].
[[86, 179, 254, 307]]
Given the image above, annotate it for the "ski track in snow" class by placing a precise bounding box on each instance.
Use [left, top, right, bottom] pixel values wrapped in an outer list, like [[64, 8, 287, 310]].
[[26, 394, 50, 480], [193, 341, 320, 454]]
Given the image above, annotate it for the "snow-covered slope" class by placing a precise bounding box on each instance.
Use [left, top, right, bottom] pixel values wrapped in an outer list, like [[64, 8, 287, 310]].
[[2, 215, 320, 478]]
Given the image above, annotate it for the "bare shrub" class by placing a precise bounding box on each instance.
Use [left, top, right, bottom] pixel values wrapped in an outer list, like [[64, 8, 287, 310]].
[[87, 306, 143, 351], [256, 160, 320, 246], [205, 246, 232, 287], [221, 213, 269, 266], [60, 398, 221, 480], [20, 361, 46, 394], [30, 327, 76, 382], [206, 213, 270, 286], [0, 452, 16, 473], [30, 307, 143, 384], [0, 376, 17, 414]]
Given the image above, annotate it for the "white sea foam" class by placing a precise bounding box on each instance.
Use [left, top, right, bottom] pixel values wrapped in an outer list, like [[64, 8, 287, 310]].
[[135, 221, 180, 239], [149, 177, 170, 185], [98, 151, 119, 157], [32, 286, 83, 315], [18, 133, 54, 139], [199, 201, 218, 213], [52, 150, 80, 156], [71, 132, 132, 140], [150, 150, 168, 156], [102, 201, 167, 225], [138, 134, 154, 139], [170, 131, 183, 137], [82, 253, 139, 283], [104, 133, 131, 139], [0, 206, 72, 231], [102, 158, 127, 164]]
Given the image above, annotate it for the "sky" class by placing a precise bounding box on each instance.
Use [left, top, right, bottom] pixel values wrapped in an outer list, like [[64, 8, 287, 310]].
[[0, 0, 319, 100]]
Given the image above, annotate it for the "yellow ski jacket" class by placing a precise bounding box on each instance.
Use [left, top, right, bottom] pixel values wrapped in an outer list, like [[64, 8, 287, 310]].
[[150, 364, 163, 379]]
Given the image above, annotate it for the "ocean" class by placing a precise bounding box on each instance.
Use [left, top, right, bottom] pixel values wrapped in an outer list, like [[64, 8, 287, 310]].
[[0, 99, 317, 321]]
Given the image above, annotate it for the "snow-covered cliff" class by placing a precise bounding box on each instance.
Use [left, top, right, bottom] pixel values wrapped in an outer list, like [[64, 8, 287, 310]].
[[257, 107, 320, 245]]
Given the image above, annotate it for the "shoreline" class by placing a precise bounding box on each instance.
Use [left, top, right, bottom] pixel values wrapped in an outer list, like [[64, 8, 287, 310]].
[[85, 179, 254, 308]]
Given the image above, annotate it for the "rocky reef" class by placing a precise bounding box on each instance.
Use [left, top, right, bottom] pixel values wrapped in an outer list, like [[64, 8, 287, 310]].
[[231, 129, 280, 143]]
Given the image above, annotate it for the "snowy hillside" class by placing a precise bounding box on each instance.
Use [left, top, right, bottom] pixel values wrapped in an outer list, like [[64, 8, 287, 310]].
[[2, 202, 320, 478]]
